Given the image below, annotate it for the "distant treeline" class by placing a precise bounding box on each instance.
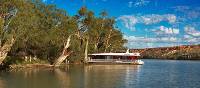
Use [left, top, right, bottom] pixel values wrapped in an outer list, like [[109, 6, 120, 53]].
[[131, 44, 200, 60], [0, 0, 126, 66]]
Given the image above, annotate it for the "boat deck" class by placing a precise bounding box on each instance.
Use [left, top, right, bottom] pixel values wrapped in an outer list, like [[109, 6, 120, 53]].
[[87, 59, 143, 65]]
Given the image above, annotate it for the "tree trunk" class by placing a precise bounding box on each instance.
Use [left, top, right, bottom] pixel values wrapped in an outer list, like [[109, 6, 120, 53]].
[[104, 29, 112, 52], [53, 35, 72, 66], [0, 37, 15, 64], [94, 36, 100, 51], [84, 38, 89, 63]]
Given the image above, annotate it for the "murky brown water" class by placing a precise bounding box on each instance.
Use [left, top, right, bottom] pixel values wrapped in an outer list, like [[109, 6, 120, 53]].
[[0, 60, 200, 88]]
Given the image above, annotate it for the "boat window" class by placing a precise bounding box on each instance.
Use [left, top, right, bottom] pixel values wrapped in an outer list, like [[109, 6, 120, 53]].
[[91, 55, 106, 59]]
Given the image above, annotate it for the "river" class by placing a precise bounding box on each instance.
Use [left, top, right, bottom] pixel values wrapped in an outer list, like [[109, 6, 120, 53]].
[[0, 59, 200, 88]]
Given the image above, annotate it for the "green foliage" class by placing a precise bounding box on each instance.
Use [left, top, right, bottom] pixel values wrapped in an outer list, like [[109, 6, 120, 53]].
[[3, 56, 23, 65], [0, 0, 127, 64]]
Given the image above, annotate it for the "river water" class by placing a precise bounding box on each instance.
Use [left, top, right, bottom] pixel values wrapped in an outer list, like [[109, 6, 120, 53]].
[[0, 59, 200, 88]]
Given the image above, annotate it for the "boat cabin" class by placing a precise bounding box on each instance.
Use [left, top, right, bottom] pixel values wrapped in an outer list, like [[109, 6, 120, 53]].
[[87, 53, 143, 64]]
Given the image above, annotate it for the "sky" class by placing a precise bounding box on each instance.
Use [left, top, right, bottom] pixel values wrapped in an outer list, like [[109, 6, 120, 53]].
[[42, 0, 200, 49]]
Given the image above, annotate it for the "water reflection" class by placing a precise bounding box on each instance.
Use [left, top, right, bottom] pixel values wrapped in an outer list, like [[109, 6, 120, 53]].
[[0, 65, 141, 88], [84, 65, 141, 88], [54, 68, 70, 88], [0, 77, 5, 88], [0, 68, 60, 88], [0, 60, 200, 88], [54, 65, 141, 88]]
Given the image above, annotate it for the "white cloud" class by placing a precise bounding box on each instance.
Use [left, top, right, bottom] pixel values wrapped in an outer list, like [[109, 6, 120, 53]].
[[184, 26, 200, 37], [42, 0, 55, 3], [128, 1, 133, 8], [189, 38, 200, 43], [166, 14, 176, 23], [42, 0, 47, 2], [183, 35, 200, 43], [123, 34, 200, 49], [141, 14, 176, 25], [141, 14, 163, 25], [124, 34, 200, 48], [184, 35, 192, 39], [123, 35, 181, 48], [154, 26, 179, 35], [134, 0, 150, 7], [117, 14, 177, 31], [124, 35, 179, 43], [160, 37, 178, 42], [117, 15, 137, 31]]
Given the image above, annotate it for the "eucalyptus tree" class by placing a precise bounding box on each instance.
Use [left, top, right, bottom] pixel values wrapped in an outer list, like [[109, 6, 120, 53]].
[[0, 0, 127, 66], [52, 8, 84, 66], [77, 7, 95, 62], [7, 0, 63, 62], [0, 0, 70, 64], [87, 12, 127, 53], [0, 0, 26, 64], [102, 18, 127, 52], [53, 7, 94, 65], [32, 1, 74, 64], [31, 1, 78, 65]]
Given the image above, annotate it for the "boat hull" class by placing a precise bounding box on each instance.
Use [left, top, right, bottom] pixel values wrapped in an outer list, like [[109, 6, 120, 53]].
[[87, 60, 144, 65]]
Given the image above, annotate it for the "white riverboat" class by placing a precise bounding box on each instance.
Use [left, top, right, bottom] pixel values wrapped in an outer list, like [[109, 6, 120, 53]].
[[87, 50, 144, 65]]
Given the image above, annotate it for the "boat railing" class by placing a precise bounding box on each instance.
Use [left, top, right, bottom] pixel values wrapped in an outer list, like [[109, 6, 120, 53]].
[[89, 59, 138, 62]]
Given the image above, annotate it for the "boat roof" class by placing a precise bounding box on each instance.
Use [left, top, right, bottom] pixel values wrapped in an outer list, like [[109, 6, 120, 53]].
[[88, 53, 140, 56]]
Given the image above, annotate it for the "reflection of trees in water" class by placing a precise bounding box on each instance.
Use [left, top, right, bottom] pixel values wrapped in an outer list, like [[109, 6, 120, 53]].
[[54, 66, 70, 88], [84, 65, 141, 88], [10, 68, 52, 78], [1, 68, 60, 88], [0, 78, 5, 88], [54, 65, 141, 88], [54, 65, 85, 88], [0, 65, 141, 88]]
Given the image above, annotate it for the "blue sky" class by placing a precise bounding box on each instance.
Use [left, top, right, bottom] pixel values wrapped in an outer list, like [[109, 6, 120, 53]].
[[43, 0, 200, 49]]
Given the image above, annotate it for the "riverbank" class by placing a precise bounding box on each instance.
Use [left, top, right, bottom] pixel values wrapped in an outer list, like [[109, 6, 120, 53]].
[[131, 44, 200, 60], [9, 64, 53, 69], [0, 61, 85, 70], [0, 63, 53, 70]]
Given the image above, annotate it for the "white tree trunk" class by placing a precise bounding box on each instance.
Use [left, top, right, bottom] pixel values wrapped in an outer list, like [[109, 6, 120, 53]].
[[94, 37, 100, 51], [53, 35, 72, 66], [0, 37, 15, 64], [84, 38, 89, 63], [104, 29, 112, 52]]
